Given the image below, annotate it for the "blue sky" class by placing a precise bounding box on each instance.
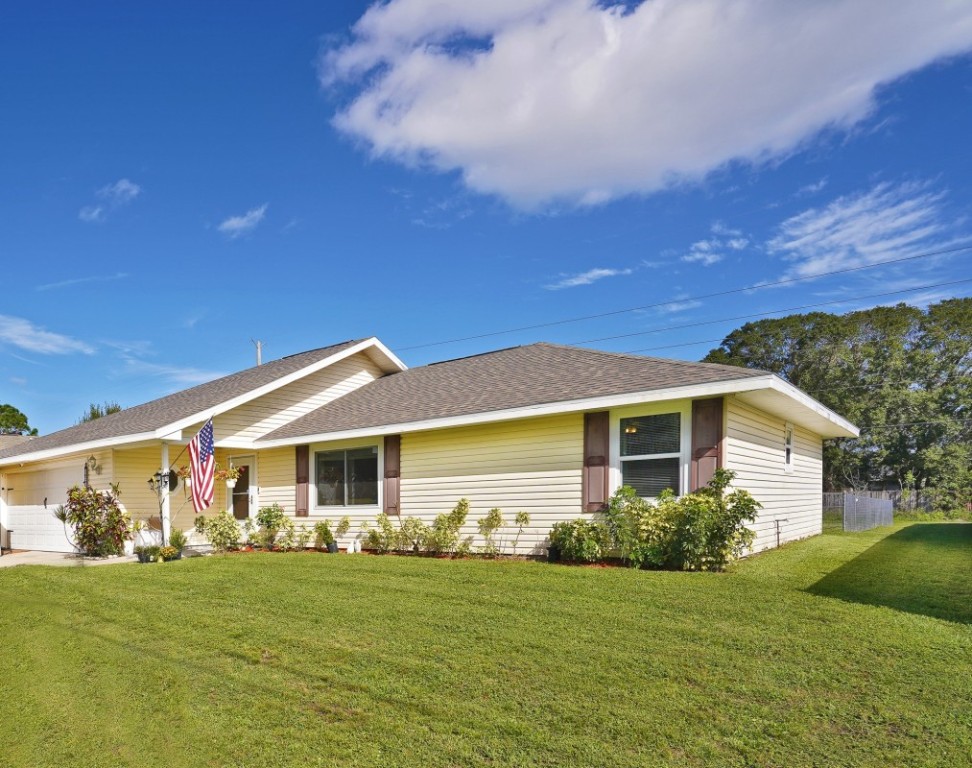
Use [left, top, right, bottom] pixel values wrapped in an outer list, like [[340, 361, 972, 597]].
[[2, 0, 971, 435]]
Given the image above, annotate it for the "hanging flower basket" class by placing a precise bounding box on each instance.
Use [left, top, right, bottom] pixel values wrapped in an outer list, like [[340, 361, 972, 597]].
[[215, 464, 244, 489]]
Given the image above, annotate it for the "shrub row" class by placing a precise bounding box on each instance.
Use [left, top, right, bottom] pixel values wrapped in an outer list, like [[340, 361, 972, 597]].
[[549, 469, 760, 572]]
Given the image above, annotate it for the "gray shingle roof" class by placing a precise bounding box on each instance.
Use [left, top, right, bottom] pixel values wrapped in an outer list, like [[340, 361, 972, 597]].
[[260, 343, 768, 441], [0, 340, 363, 460]]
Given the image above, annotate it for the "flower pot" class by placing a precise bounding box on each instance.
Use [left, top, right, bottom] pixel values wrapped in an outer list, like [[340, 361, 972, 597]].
[[226, 479, 237, 489], [327, 541, 339, 554], [547, 545, 561, 563]]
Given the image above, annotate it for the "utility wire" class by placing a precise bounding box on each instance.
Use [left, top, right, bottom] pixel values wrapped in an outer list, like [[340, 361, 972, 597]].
[[397, 244, 972, 352]]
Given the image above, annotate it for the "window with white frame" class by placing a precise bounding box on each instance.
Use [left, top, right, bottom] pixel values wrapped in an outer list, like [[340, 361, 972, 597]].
[[315, 446, 379, 507], [784, 424, 794, 471], [620, 412, 681, 497]]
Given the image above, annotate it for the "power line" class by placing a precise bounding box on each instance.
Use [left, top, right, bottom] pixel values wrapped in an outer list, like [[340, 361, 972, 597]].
[[397, 244, 972, 352], [570, 277, 972, 347]]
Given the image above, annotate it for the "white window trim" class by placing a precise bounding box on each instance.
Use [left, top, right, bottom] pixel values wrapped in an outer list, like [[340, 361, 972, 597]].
[[311, 436, 383, 512], [609, 400, 692, 498], [784, 423, 795, 473]]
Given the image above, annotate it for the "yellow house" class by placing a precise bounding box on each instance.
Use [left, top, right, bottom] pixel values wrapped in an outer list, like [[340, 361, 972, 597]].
[[0, 337, 858, 554]]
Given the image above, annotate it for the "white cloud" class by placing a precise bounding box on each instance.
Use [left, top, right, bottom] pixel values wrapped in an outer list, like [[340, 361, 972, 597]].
[[36, 272, 129, 291], [218, 204, 268, 239], [680, 224, 749, 266], [118, 355, 226, 386], [545, 266, 632, 290], [78, 178, 141, 223], [767, 181, 963, 278], [0, 315, 94, 355], [323, 0, 972, 209]]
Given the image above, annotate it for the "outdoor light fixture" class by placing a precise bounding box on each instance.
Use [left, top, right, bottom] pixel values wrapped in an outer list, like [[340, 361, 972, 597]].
[[624, 425, 638, 434], [148, 469, 177, 494]]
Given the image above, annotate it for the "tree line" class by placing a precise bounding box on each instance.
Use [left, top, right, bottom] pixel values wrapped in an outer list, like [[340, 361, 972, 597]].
[[704, 298, 971, 509]]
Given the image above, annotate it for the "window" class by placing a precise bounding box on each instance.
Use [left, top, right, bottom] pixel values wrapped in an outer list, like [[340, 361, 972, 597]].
[[784, 424, 794, 471], [316, 446, 378, 507], [620, 413, 681, 496]]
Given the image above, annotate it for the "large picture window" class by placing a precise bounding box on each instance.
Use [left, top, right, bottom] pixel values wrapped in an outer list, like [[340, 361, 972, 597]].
[[316, 447, 379, 507], [620, 413, 681, 497]]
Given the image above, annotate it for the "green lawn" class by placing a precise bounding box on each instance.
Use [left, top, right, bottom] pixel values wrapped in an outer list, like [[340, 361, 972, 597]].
[[0, 523, 969, 767]]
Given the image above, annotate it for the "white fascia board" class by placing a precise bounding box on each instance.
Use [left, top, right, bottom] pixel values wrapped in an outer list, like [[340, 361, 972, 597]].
[[768, 377, 860, 437], [0, 432, 159, 468], [154, 338, 405, 439], [254, 376, 781, 448], [365, 337, 409, 375]]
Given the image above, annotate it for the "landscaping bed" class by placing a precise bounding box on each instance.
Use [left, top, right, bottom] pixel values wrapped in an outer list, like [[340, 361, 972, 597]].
[[0, 522, 969, 767]]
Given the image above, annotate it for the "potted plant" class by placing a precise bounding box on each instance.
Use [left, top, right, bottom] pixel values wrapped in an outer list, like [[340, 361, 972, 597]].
[[176, 465, 192, 489], [169, 528, 187, 559], [313, 520, 335, 552], [134, 545, 161, 564]]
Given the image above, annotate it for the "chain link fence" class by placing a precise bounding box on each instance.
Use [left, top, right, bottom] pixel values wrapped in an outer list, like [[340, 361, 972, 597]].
[[823, 492, 894, 532]]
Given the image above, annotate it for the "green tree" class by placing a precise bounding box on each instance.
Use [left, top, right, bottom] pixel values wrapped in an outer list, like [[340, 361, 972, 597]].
[[77, 401, 122, 424], [704, 299, 971, 503], [0, 404, 38, 435]]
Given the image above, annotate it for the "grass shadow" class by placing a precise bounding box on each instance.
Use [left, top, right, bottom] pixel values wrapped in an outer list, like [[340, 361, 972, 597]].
[[807, 523, 972, 625]]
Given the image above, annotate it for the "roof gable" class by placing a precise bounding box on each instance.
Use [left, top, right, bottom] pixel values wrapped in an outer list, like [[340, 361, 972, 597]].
[[0, 338, 405, 463]]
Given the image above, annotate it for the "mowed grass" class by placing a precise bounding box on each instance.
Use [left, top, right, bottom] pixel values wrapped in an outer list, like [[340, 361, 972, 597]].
[[0, 523, 969, 768]]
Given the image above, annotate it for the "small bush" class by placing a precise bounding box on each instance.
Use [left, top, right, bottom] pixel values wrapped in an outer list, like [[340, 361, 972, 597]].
[[159, 545, 179, 561], [399, 517, 429, 554], [59, 484, 131, 556], [296, 524, 311, 550], [256, 503, 287, 549], [169, 528, 188, 551], [195, 511, 241, 553], [422, 498, 470, 555], [549, 519, 610, 563], [313, 520, 334, 549], [511, 511, 530, 554], [477, 508, 505, 557], [277, 519, 297, 551], [363, 513, 399, 553]]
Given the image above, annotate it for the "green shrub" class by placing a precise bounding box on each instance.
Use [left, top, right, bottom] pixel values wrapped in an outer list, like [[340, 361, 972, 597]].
[[512, 511, 530, 554], [313, 520, 334, 549], [422, 498, 470, 555], [169, 528, 188, 551], [195, 511, 241, 553], [277, 519, 297, 551], [362, 513, 399, 553], [296, 524, 311, 550], [256, 503, 287, 549], [549, 519, 610, 563], [477, 507, 505, 556], [335, 516, 351, 537], [59, 483, 131, 556], [134, 545, 161, 562], [399, 517, 429, 554]]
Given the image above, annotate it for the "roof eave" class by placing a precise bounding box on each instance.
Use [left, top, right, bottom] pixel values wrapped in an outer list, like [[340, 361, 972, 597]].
[[0, 432, 160, 468], [256, 374, 818, 447]]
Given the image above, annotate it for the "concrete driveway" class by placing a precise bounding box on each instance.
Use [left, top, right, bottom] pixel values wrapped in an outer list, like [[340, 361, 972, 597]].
[[0, 550, 137, 568]]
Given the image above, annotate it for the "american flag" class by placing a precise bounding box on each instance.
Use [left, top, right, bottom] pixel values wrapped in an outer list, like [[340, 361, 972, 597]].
[[187, 418, 215, 513]]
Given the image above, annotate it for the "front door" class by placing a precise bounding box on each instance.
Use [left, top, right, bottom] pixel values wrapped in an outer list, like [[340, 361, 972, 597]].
[[228, 455, 256, 520]]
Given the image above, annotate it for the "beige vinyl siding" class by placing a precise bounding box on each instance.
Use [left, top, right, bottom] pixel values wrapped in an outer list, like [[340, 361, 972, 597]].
[[203, 353, 385, 443], [252, 447, 295, 514], [724, 397, 823, 552], [399, 413, 584, 555]]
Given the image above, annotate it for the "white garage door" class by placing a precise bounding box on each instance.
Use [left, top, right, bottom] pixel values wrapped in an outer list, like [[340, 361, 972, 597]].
[[4, 465, 83, 552]]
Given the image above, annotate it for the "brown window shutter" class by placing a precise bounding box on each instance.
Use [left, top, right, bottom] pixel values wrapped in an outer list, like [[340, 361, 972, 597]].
[[691, 397, 724, 492], [383, 434, 401, 516], [582, 412, 610, 512], [295, 445, 309, 517]]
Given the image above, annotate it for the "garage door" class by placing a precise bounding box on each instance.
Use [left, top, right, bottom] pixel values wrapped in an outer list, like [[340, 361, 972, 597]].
[[4, 465, 83, 552]]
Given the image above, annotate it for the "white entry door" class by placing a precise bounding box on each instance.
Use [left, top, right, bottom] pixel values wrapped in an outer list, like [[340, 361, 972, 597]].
[[227, 455, 257, 520]]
